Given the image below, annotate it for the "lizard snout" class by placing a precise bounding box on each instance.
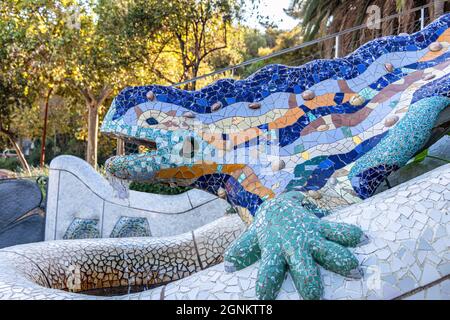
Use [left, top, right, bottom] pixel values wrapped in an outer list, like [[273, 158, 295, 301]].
[[105, 156, 127, 179]]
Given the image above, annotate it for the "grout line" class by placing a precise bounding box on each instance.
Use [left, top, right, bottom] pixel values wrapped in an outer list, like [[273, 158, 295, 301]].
[[191, 231, 204, 270], [159, 285, 166, 300], [53, 170, 61, 240], [0, 250, 52, 289], [186, 191, 194, 208], [56, 168, 219, 215], [394, 274, 450, 300], [100, 200, 105, 237]]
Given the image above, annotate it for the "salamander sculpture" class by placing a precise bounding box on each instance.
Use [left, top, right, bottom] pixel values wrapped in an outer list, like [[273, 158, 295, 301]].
[[101, 14, 450, 300]]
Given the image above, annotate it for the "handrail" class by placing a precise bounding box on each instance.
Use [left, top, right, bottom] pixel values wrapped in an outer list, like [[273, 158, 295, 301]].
[[172, 2, 441, 88]]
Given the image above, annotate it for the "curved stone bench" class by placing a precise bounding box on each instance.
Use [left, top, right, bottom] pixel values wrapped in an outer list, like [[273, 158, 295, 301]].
[[0, 164, 448, 300], [46, 155, 231, 240], [0, 214, 245, 299]]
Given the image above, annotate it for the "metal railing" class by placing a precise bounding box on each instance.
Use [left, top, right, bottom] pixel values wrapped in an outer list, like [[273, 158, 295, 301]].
[[172, 2, 446, 89]]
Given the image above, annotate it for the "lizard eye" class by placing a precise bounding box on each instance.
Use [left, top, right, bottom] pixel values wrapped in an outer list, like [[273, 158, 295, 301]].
[[145, 117, 158, 125]]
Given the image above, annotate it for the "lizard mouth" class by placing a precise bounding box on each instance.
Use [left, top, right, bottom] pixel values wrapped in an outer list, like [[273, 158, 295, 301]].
[[103, 131, 202, 183], [105, 132, 157, 155], [103, 133, 160, 191], [122, 137, 157, 155]]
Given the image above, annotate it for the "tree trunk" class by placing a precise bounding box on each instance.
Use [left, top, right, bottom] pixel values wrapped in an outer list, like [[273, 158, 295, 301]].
[[40, 88, 53, 167], [434, 0, 445, 20], [70, 84, 112, 169], [381, 1, 396, 36], [86, 103, 99, 168], [116, 138, 125, 156], [1, 131, 31, 175], [399, 0, 414, 33]]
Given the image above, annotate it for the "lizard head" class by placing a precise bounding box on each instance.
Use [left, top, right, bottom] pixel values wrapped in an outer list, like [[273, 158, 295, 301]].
[[100, 82, 284, 220], [101, 85, 220, 182]]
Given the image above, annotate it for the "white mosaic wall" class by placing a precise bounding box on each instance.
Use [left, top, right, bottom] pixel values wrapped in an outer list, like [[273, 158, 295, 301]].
[[45, 155, 231, 240], [0, 215, 245, 299]]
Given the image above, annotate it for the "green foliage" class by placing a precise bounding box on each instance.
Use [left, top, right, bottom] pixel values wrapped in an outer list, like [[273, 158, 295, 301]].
[[286, 1, 430, 58], [0, 157, 20, 171], [129, 181, 191, 195], [237, 27, 316, 78], [285, 0, 339, 41], [0, 0, 311, 170], [413, 148, 429, 163], [411, 146, 450, 165], [96, 0, 247, 89]]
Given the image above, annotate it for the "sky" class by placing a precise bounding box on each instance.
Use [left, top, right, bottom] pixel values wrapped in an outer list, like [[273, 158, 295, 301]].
[[242, 0, 299, 31]]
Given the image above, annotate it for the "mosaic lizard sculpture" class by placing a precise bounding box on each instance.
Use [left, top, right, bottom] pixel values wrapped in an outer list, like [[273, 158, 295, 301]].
[[101, 14, 450, 300]]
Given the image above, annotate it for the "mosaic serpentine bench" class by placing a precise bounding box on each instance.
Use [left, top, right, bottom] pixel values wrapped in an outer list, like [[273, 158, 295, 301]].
[[45, 155, 231, 240], [0, 214, 245, 299], [0, 164, 447, 300]]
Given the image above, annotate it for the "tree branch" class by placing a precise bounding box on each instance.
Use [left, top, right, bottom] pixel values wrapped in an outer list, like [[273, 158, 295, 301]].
[[96, 86, 113, 106]]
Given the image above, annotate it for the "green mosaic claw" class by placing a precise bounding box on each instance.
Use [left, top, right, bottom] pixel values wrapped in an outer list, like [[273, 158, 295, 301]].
[[224, 191, 367, 300], [319, 220, 368, 247], [287, 250, 322, 300], [224, 226, 261, 272], [256, 250, 287, 299]]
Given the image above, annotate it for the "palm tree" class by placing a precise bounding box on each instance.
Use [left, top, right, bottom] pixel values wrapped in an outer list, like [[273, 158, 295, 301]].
[[433, 0, 445, 19], [286, 0, 443, 58]]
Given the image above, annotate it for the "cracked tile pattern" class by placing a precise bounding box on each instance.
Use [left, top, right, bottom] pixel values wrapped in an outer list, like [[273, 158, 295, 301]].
[[109, 217, 151, 238], [101, 15, 450, 218], [0, 164, 447, 299], [0, 215, 244, 299], [404, 279, 450, 300], [1, 15, 449, 300], [163, 164, 450, 300]]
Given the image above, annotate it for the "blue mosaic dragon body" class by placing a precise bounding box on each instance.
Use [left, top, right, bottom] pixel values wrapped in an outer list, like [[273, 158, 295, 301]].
[[101, 14, 450, 299]]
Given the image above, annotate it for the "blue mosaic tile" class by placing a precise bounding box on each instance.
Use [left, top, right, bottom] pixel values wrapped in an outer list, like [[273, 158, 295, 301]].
[[63, 218, 100, 240], [110, 216, 151, 238]]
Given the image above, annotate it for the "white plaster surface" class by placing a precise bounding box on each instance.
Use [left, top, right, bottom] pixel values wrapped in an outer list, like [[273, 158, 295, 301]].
[[45, 155, 230, 240]]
